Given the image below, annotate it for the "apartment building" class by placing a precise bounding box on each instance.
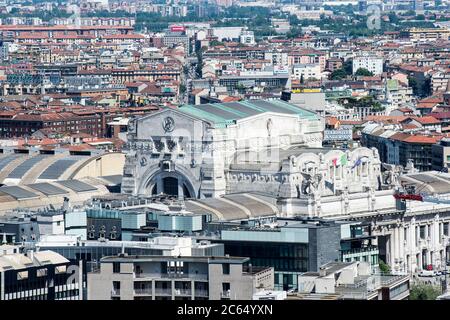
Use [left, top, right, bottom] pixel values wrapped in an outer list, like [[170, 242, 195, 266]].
[[353, 55, 384, 76], [162, 31, 190, 54], [362, 128, 442, 171], [432, 138, 450, 171], [432, 71, 450, 93], [87, 254, 274, 300], [0, 248, 85, 300], [408, 28, 450, 42], [292, 63, 322, 81]]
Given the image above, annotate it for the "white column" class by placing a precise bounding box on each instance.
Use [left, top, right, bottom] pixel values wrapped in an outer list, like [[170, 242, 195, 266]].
[[410, 219, 416, 252], [178, 178, 184, 199], [386, 232, 391, 265], [0, 271, 4, 300], [418, 252, 423, 271], [433, 216, 439, 248], [399, 227, 405, 270], [156, 176, 163, 194], [393, 227, 399, 268], [409, 220, 416, 272], [416, 225, 421, 247]]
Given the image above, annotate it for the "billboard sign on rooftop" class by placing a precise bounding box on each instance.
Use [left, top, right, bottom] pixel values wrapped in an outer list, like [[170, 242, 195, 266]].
[[170, 25, 186, 32]]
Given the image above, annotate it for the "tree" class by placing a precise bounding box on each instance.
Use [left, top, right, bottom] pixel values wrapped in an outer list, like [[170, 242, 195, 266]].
[[416, 14, 426, 21], [378, 260, 390, 274], [408, 76, 419, 95], [330, 69, 347, 80], [409, 284, 441, 300], [355, 68, 374, 77], [343, 59, 353, 75], [209, 40, 224, 46]]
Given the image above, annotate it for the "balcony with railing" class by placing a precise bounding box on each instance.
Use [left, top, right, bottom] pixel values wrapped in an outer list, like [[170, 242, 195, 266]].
[[194, 289, 209, 297], [341, 246, 379, 259], [154, 289, 172, 296], [111, 289, 120, 296], [174, 288, 192, 296], [134, 288, 153, 296], [220, 290, 231, 299], [134, 272, 208, 281]]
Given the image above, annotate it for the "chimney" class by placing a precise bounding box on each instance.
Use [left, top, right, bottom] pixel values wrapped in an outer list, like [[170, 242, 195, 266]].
[[319, 266, 327, 277], [27, 250, 34, 261], [62, 197, 70, 213]]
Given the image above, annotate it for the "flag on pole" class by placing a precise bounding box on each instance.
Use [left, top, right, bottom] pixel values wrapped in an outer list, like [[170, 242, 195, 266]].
[[352, 157, 362, 169], [340, 154, 348, 166]]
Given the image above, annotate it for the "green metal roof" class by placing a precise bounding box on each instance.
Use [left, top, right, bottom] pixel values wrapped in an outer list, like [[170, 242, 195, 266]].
[[387, 79, 399, 91], [178, 99, 319, 127]]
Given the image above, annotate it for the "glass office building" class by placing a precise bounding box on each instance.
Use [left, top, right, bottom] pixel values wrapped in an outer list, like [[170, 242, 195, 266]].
[[216, 219, 345, 291]]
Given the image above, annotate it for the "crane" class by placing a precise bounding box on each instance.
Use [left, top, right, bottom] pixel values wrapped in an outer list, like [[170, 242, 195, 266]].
[[393, 169, 450, 205]]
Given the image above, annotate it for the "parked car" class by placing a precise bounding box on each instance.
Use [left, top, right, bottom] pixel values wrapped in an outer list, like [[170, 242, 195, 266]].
[[419, 270, 438, 277]]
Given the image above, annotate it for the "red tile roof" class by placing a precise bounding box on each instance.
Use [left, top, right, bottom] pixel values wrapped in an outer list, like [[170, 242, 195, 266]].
[[402, 116, 441, 125], [390, 133, 442, 144]]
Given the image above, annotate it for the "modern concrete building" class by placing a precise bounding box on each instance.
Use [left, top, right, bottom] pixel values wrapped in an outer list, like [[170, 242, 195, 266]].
[[0, 249, 85, 300], [215, 218, 378, 291], [239, 31, 255, 45], [292, 64, 322, 81], [297, 262, 410, 300], [35, 234, 224, 272], [87, 254, 274, 300], [432, 138, 450, 172], [352, 55, 383, 76], [162, 30, 190, 54]]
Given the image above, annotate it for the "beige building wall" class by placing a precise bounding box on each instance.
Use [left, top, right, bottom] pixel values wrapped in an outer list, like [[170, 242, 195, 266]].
[[207, 263, 254, 300], [68, 152, 125, 179], [88, 262, 135, 300]]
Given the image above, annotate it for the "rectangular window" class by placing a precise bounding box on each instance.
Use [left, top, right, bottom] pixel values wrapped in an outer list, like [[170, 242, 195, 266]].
[[113, 262, 121, 273], [444, 223, 449, 236], [222, 264, 230, 275], [420, 226, 425, 239], [37, 268, 47, 277], [222, 282, 230, 291], [113, 281, 120, 290], [17, 271, 28, 280]]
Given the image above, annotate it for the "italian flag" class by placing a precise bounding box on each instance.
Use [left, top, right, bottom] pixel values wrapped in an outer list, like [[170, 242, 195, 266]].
[[332, 154, 348, 166]]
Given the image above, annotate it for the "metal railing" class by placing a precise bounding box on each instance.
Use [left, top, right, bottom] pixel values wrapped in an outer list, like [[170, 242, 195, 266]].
[[134, 288, 153, 295], [154, 289, 172, 296], [194, 289, 209, 297], [220, 291, 231, 298], [338, 290, 368, 300], [134, 272, 208, 281], [111, 289, 120, 296], [174, 289, 192, 296]]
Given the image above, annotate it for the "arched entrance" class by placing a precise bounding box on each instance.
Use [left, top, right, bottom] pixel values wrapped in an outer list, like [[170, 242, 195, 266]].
[[147, 172, 196, 199]]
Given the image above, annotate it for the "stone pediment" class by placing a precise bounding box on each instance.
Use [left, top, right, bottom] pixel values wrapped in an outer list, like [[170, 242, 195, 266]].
[[135, 108, 208, 140]]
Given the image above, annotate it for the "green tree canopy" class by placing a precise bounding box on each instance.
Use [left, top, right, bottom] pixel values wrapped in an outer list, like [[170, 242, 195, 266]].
[[355, 68, 374, 77], [378, 260, 390, 274], [410, 284, 441, 300], [330, 69, 347, 80]]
